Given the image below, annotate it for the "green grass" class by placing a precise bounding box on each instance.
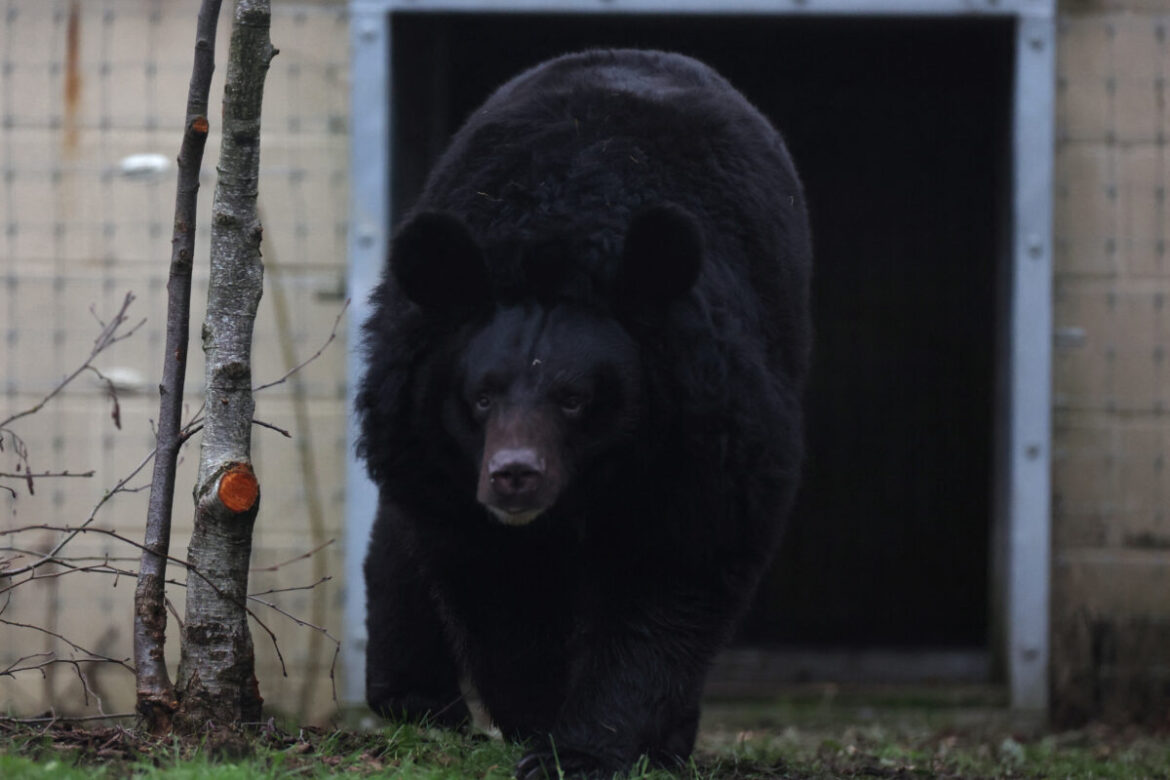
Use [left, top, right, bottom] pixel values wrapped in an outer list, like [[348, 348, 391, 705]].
[[2, 692, 1169, 779]]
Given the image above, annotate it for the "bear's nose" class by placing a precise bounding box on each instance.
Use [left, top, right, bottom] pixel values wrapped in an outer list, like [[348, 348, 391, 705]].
[[487, 448, 545, 499]]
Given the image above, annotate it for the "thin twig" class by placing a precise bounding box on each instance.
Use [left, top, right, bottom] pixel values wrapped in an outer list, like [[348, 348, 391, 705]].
[[0, 617, 134, 674], [253, 299, 349, 393], [248, 576, 332, 597], [1, 448, 158, 578], [0, 293, 141, 430], [250, 538, 334, 572], [0, 470, 94, 480], [252, 418, 291, 437]]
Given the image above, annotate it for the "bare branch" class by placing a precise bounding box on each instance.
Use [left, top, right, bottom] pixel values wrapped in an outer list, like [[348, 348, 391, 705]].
[[0, 470, 94, 480], [251, 418, 291, 438], [253, 299, 349, 393], [1, 651, 55, 676], [1, 447, 157, 578], [248, 576, 332, 597], [0, 293, 141, 431], [135, 0, 226, 733], [250, 538, 334, 573], [0, 616, 135, 674]]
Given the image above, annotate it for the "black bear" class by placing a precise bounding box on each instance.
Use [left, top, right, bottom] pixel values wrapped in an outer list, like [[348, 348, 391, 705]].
[[359, 49, 811, 778]]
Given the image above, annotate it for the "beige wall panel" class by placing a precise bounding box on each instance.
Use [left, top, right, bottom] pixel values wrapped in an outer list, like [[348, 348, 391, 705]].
[[1118, 144, 1167, 276], [10, 224, 60, 266], [1052, 282, 1117, 407], [7, 176, 57, 235], [1112, 290, 1163, 411], [1113, 81, 1161, 144], [3, 5, 61, 67], [5, 65, 56, 125], [100, 63, 154, 130], [1109, 15, 1164, 80], [1054, 553, 1170, 616], [1058, 19, 1111, 141], [1056, 143, 1118, 275], [106, 8, 152, 67], [1058, 80, 1112, 143], [1104, 17, 1163, 143], [170, 5, 239, 67], [251, 275, 350, 399], [1052, 421, 1116, 546], [1059, 17, 1113, 79], [248, 403, 348, 546], [1116, 424, 1170, 548]]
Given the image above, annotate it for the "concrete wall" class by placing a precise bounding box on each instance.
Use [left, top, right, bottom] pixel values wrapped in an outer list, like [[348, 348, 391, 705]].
[[0, 0, 349, 723], [1052, 0, 1170, 724]]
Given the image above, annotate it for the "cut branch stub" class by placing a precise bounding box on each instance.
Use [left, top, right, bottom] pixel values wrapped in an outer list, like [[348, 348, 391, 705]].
[[218, 463, 259, 513]]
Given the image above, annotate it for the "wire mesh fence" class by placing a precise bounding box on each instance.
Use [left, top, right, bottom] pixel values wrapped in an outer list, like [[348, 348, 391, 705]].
[[1052, 10, 1170, 722], [1, 0, 350, 723]]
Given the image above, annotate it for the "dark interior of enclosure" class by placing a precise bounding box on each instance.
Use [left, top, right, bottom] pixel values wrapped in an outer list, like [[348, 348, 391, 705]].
[[389, 14, 1013, 651]]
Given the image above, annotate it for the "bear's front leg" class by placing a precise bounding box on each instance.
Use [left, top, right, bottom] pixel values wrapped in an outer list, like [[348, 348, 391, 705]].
[[513, 574, 734, 779], [365, 499, 470, 729]]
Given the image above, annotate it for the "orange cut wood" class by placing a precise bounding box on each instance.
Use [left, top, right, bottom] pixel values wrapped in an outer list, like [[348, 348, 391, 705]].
[[219, 463, 259, 512]]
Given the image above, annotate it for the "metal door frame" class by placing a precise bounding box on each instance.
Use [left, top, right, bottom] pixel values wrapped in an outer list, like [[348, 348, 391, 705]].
[[344, 0, 1055, 714]]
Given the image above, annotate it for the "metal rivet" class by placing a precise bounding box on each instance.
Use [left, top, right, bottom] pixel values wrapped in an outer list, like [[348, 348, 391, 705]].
[[1027, 236, 1044, 259]]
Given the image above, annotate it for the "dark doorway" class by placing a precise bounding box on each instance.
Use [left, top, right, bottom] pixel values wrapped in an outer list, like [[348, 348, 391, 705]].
[[388, 13, 1013, 657]]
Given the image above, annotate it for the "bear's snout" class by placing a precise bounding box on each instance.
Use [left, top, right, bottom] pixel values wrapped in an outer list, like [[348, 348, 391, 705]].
[[487, 448, 545, 500], [478, 443, 560, 526], [476, 406, 565, 527]]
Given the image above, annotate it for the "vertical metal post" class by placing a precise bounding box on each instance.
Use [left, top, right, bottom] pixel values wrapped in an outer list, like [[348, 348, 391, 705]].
[[343, 2, 391, 706], [1006, 12, 1055, 713]]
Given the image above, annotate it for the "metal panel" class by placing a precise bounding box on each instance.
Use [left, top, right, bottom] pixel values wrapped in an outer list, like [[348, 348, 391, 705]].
[[344, 8, 391, 705], [1006, 14, 1056, 713], [344, 0, 1057, 714]]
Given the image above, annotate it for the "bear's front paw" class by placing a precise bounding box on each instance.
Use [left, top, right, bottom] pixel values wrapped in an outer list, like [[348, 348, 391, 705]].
[[514, 748, 614, 780]]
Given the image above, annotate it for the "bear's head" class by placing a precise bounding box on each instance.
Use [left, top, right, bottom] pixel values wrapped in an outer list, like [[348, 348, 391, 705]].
[[389, 205, 703, 526]]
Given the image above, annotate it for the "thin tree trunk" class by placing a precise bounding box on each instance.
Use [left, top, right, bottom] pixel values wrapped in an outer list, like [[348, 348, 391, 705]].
[[134, 0, 223, 736], [174, 0, 275, 730]]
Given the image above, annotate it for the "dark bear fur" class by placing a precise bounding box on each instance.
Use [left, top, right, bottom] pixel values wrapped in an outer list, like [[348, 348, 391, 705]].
[[358, 49, 812, 778]]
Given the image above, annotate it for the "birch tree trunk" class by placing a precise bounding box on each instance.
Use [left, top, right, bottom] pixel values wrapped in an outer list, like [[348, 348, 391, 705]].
[[174, 0, 275, 729], [135, 0, 223, 736]]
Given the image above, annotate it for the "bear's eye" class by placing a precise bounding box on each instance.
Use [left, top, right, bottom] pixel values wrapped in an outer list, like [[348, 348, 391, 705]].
[[474, 393, 493, 413], [560, 395, 586, 417]]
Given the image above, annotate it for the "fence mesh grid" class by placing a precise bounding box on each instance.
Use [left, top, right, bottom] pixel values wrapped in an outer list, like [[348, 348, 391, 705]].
[[1, 0, 350, 722], [1052, 10, 1170, 721]]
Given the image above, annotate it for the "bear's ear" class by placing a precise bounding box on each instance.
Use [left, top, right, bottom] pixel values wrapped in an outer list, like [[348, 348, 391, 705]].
[[617, 203, 703, 307], [391, 212, 489, 309]]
